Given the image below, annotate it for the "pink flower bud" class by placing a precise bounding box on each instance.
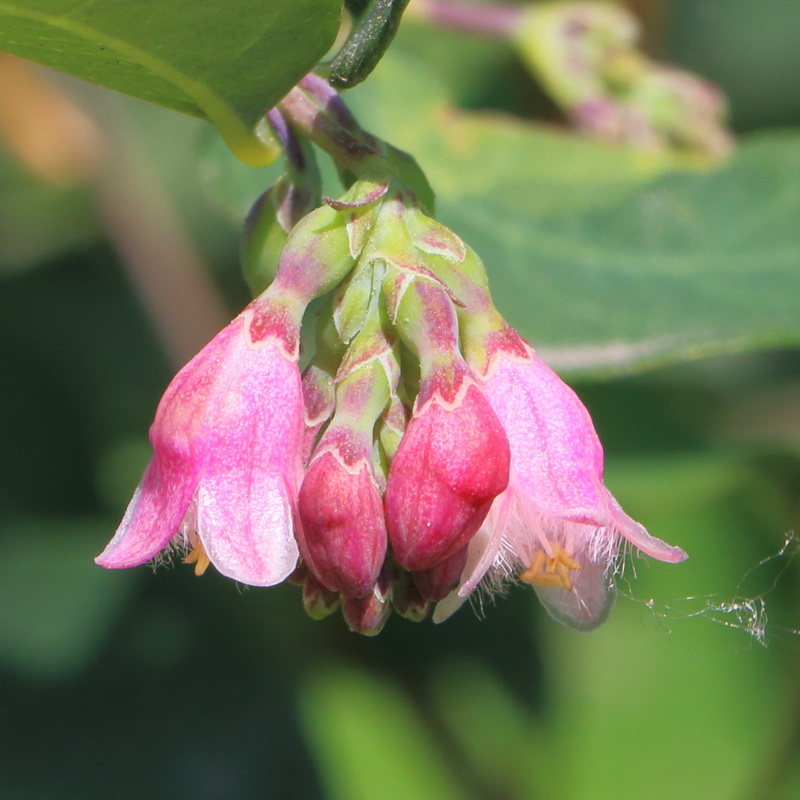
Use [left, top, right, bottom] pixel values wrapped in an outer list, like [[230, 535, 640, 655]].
[[386, 375, 510, 572], [412, 545, 469, 601], [297, 428, 387, 598], [95, 295, 305, 587], [341, 568, 393, 636]]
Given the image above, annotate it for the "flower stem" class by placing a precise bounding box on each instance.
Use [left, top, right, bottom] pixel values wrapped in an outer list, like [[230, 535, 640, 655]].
[[278, 74, 384, 174], [407, 0, 523, 38], [330, 0, 412, 89]]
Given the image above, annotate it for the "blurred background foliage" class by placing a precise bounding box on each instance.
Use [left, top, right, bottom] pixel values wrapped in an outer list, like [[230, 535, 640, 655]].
[[1, 1, 799, 798]]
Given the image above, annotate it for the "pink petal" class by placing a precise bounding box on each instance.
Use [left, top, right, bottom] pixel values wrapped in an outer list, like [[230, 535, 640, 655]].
[[95, 454, 198, 568], [195, 338, 304, 586], [533, 553, 617, 632], [482, 352, 608, 524], [456, 491, 512, 597], [95, 321, 242, 569], [197, 474, 298, 586], [608, 492, 688, 563]]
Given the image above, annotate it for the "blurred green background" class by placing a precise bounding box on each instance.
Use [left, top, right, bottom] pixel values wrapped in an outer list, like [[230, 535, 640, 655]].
[[1, 1, 799, 798]]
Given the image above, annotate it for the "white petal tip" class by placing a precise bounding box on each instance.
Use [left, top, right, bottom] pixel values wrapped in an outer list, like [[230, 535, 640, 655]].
[[432, 591, 468, 623]]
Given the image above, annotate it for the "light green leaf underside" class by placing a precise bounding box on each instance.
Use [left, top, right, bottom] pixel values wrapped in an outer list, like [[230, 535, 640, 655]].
[[349, 54, 800, 375], [0, 0, 342, 165]]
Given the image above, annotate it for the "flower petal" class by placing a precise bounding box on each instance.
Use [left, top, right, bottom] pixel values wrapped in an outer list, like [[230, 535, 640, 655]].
[[197, 474, 299, 586], [482, 351, 608, 524], [95, 454, 198, 568], [608, 492, 688, 563], [195, 337, 304, 586], [533, 554, 617, 632], [96, 317, 247, 569], [455, 491, 512, 597]]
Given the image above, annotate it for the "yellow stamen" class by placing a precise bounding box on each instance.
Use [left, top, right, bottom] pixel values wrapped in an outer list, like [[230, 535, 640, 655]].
[[529, 550, 546, 575], [519, 540, 581, 592], [520, 569, 564, 588], [558, 549, 582, 572], [183, 542, 210, 576], [556, 561, 574, 592]]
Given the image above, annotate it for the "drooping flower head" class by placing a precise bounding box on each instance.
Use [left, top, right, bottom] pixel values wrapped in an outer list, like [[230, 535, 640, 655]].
[[97, 75, 688, 636]]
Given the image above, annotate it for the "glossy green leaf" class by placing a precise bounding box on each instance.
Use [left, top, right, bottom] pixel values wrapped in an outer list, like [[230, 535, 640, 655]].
[[348, 54, 800, 375], [0, 0, 343, 165]]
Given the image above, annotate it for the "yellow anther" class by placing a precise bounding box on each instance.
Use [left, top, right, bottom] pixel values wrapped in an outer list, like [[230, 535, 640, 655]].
[[184, 542, 210, 576], [529, 550, 546, 575], [556, 561, 574, 592], [558, 550, 582, 572], [520, 569, 564, 588], [519, 540, 581, 592]]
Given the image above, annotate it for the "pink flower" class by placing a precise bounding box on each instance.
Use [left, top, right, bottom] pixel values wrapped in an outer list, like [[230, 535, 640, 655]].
[[437, 333, 687, 630], [95, 296, 305, 586]]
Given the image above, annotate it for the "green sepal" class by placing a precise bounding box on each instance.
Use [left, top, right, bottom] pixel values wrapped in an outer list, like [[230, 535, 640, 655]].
[[241, 184, 289, 295]]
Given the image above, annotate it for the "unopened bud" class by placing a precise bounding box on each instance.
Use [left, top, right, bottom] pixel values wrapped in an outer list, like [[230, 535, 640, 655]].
[[302, 365, 335, 463], [341, 570, 393, 635], [298, 433, 387, 598], [412, 546, 469, 601], [386, 375, 510, 572], [392, 572, 431, 622], [303, 573, 341, 620]]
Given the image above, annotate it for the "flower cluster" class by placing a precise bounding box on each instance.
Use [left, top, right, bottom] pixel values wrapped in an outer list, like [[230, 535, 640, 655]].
[[96, 75, 687, 634], [514, 0, 734, 160]]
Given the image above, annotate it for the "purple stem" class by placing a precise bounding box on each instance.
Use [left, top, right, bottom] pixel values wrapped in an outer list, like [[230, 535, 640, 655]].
[[412, 0, 523, 38], [266, 108, 308, 172], [278, 74, 382, 170]]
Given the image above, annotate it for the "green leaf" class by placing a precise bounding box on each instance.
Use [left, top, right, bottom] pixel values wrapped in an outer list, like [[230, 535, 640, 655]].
[[348, 53, 800, 375], [0, 0, 343, 165], [299, 665, 469, 800]]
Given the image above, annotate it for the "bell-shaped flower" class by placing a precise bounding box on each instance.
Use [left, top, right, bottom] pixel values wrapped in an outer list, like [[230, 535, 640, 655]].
[[437, 332, 687, 630], [95, 295, 305, 586], [97, 186, 360, 587]]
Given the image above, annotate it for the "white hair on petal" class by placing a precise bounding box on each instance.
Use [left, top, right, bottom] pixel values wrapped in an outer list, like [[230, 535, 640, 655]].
[[148, 493, 199, 570], [472, 487, 629, 605]]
